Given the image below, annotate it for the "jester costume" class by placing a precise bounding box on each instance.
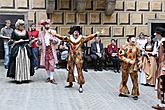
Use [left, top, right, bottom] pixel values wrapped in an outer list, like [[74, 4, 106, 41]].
[[118, 41, 142, 99], [51, 26, 98, 92]]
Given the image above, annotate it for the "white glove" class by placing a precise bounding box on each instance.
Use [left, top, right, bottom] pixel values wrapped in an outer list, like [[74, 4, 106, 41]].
[[130, 60, 135, 65]]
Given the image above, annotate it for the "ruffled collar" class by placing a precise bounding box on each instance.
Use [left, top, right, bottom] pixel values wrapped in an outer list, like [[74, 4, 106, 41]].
[[70, 35, 82, 43], [14, 29, 26, 36]]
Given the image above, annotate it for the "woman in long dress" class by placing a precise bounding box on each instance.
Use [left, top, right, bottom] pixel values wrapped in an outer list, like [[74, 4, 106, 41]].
[[142, 36, 157, 86], [7, 19, 34, 83]]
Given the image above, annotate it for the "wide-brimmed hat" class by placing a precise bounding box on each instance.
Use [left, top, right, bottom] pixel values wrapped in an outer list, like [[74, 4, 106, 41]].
[[38, 19, 51, 26], [68, 26, 81, 34], [154, 27, 165, 36]]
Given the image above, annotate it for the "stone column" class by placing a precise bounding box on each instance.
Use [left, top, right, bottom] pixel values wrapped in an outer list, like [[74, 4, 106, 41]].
[[105, 0, 116, 16]]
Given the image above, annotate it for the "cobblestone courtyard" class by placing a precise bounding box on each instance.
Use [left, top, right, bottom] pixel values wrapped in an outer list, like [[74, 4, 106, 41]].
[[0, 66, 159, 110]]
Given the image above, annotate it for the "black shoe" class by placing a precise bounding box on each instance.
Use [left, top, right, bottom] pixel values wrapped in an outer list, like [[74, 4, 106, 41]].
[[94, 69, 98, 71], [114, 70, 117, 73], [65, 82, 73, 88], [46, 78, 50, 82], [105, 68, 109, 71], [34, 67, 38, 70], [83, 69, 88, 72], [16, 81, 22, 84], [79, 87, 83, 93], [98, 68, 103, 71], [117, 70, 120, 73], [49, 79, 57, 84], [119, 93, 128, 97], [133, 96, 138, 100], [4, 65, 8, 69]]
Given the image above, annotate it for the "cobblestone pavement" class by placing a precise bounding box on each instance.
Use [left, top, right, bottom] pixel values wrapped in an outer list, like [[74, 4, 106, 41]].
[[0, 66, 159, 110]]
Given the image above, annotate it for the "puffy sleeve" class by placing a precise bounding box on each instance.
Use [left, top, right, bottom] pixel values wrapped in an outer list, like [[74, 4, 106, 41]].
[[118, 44, 132, 63], [82, 33, 97, 42]]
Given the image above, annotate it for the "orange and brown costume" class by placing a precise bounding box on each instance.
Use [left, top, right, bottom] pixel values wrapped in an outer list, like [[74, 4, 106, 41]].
[[119, 44, 142, 96], [52, 32, 97, 85], [156, 42, 165, 103]]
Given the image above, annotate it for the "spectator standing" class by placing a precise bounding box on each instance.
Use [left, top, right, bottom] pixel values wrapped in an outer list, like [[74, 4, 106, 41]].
[[0, 20, 13, 69]]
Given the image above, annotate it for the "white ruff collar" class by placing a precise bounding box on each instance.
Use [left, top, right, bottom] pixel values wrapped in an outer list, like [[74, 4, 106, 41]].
[[14, 29, 26, 36], [70, 35, 82, 43]]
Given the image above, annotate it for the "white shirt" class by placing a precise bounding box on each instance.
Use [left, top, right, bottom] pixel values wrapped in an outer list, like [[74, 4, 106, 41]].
[[137, 38, 147, 55], [152, 40, 160, 56], [137, 39, 147, 50], [96, 43, 100, 53], [45, 30, 51, 46]]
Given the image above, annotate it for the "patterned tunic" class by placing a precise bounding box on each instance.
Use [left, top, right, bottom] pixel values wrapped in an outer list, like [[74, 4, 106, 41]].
[[54, 33, 96, 85], [118, 44, 142, 96]]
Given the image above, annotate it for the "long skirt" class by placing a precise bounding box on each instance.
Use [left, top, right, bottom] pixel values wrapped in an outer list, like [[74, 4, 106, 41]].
[[15, 47, 31, 82], [142, 56, 157, 85]]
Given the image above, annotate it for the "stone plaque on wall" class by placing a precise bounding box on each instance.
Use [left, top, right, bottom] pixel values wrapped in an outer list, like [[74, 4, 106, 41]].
[[58, 0, 71, 10], [157, 13, 165, 20], [137, 26, 148, 35], [151, 1, 162, 11], [89, 13, 101, 24], [52, 12, 64, 24], [102, 13, 117, 24], [143, 13, 155, 24], [115, 1, 124, 11], [95, 26, 110, 37], [32, 0, 46, 9], [125, 1, 136, 11], [138, 1, 149, 11], [86, 0, 93, 10], [17, 0, 29, 9], [84, 26, 93, 35], [125, 26, 136, 36], [131, 13, 143, 24], [95, 0, 105, 10], [119, 12, 130, 25], [112, 26, 124, 37], [66, 13, 76, 24], [78, 13, 87, 24], [1, 0, 15, 8], [101, 37, 111, 47], [60, 27, 70, 35]]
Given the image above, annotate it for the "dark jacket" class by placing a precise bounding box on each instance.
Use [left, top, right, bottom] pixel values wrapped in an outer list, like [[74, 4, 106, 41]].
[[91, 41, 104, 55]]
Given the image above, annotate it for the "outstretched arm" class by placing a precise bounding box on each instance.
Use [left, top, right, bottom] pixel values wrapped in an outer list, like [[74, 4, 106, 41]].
[[49, 30, 69, 41], [83, 32, 99, 42]]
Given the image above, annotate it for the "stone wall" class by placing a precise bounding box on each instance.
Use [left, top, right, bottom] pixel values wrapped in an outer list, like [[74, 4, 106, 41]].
[[48, 0, 165, 47], [0, 0, 165, 47], [0, 0, 47, 26]]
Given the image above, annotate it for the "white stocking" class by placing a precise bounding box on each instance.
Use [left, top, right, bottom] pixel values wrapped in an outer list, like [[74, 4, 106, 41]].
[[47, 71, 50, 78], [50, 72, 54, 80]]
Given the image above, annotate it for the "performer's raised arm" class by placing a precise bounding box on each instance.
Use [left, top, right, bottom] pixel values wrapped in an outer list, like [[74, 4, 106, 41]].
[[83, 32, 99, 42], [49, 30, 69, 42]]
